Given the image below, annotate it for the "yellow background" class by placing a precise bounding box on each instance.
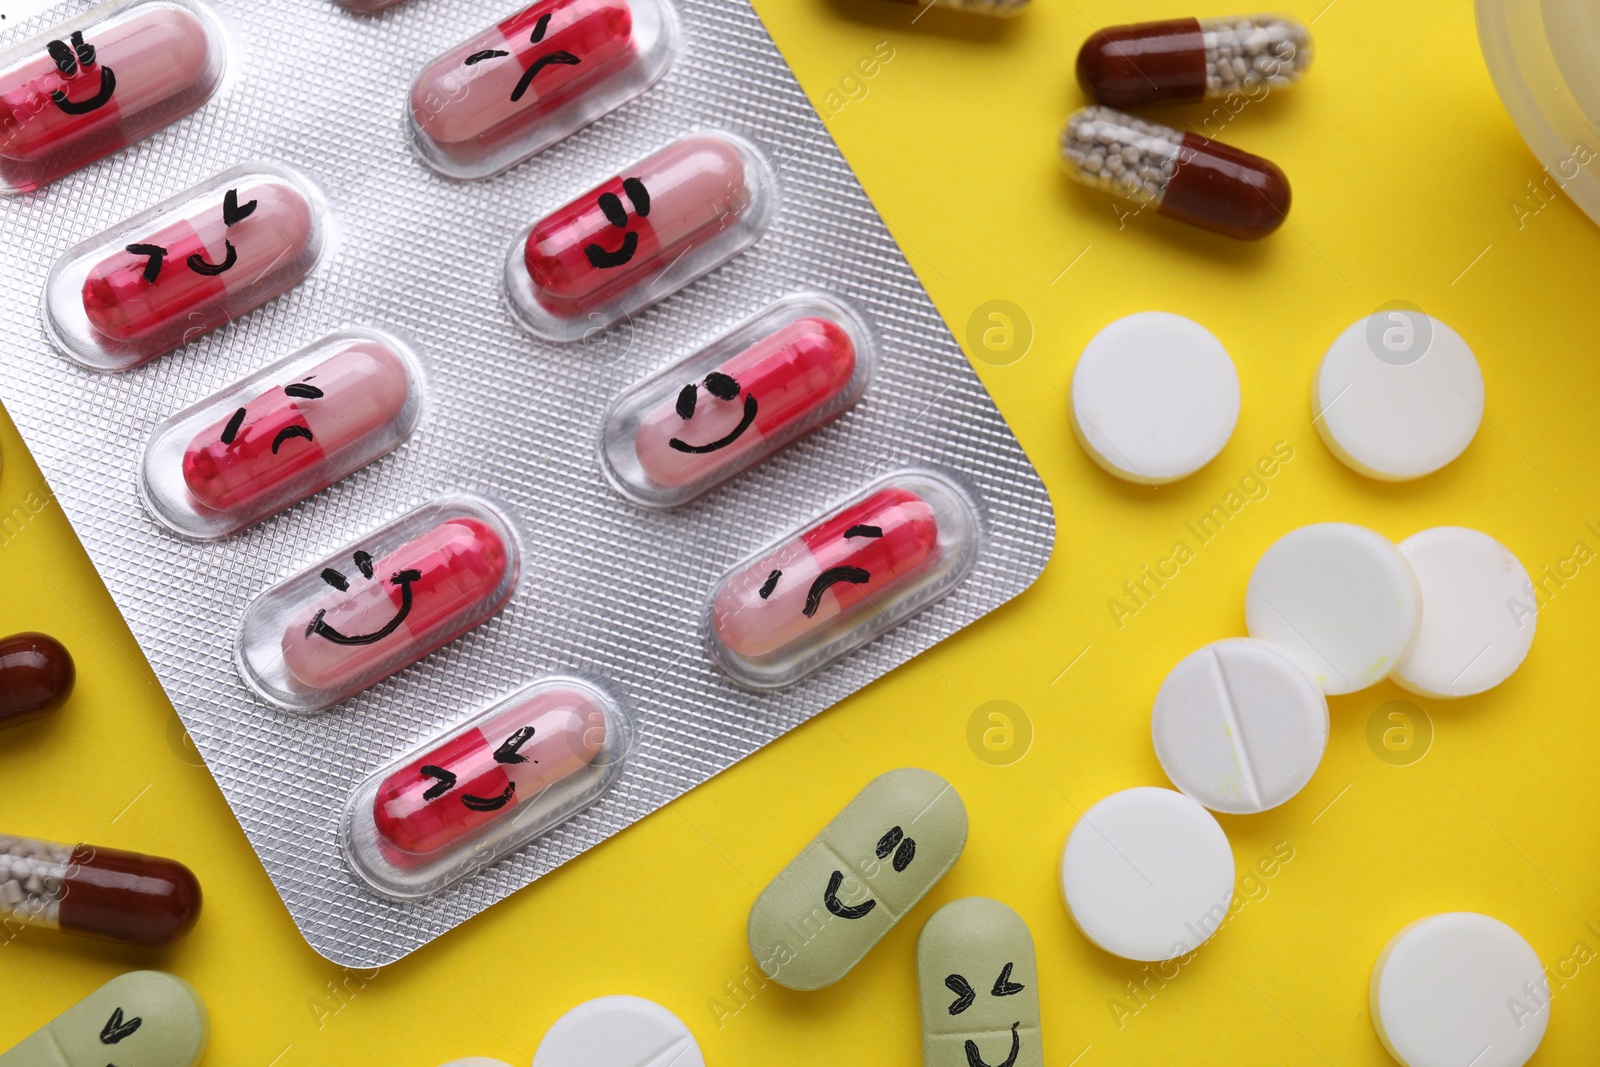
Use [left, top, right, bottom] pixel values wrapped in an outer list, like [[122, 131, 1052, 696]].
[[4, 0, 1598, 1063]]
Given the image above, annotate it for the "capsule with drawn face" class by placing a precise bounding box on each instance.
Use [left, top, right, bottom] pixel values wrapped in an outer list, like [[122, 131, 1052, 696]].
[[705, 470, 982, 689], [0, 0, 227, 194], [504, 130, 773, 342], [45, 164, 326, 371], [603, 294, 872, 507], [408, 0, 676, 179], [141, 329, 424, 539], [236, 498, 520, 711]]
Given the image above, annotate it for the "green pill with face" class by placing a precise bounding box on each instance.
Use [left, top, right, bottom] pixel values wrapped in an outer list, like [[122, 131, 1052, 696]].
[[748, 767, 968, 991], [917, 897, 1043, 1067], [1, 970, 208, 1066]]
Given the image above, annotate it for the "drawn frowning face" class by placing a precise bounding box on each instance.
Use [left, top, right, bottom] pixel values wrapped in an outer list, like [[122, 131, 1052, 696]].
[[462, 11, 581, 103]]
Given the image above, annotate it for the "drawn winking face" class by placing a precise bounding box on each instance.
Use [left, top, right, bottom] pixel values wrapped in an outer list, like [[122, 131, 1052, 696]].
[[824, 824, 915, 920], [417, 724, 538, 812], [45, 31, 115, 115], [945, 964, 1026, 1067], [125, 187, 256, 282]]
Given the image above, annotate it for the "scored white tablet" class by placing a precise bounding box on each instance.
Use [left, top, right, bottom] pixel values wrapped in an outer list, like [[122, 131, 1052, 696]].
[[533, 996, 704, 1067], [1069, 312, 1241, 485]]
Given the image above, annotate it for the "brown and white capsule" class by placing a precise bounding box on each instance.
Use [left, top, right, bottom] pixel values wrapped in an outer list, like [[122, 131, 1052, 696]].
[[1059, 105, 1291, 240], [1077, 15, 1312, 108]]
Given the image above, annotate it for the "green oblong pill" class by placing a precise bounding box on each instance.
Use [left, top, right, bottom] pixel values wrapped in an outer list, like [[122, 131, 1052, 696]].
[[918, 897, 1043, 1067], [1, 970, 208, 1067], [748, 767, 968, 991]]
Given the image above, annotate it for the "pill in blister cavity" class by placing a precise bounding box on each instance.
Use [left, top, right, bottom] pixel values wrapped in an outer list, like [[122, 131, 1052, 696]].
[[0, 0, 226, 195], [1059, 106, 1290, 240], [602, 293, 873, 506], [504, 130, 773, 342], [343, 677, 629, 899], [0, 833, 201, 946], [0, 970, 207, 1067], [1151, 638, 1328, 814], [0, 632, 75, 731], [140, 328, 424, 540], [1076, 16, 1312, 109], [43, 164, 326, 372], [532, 997, 704, 1067], [918, 898, 1044, 1067], [236, 496, 520, 712], [1371, 914, 1548, 1067], [1246, 523, 1420, 696], [409, 0, 677, 180], [706, 469, 981, 689], [749, 768, 968, 990], [1059, 787, 1234, 962], [1394, 528, 1535, 700]]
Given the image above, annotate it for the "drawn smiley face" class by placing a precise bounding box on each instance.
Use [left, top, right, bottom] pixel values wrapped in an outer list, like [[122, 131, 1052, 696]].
[[945, 964, 1027, 1067], [125, 188, 256, 282], [668, 371, 758, 454], [415, 724, 538, 812], [758, 523, 883, 619], [823, 823, 915, 920], [45, 31, 115, 115], [581, 175, 651, 270], [307, 550, 421, 646], [463, 12, 581, 104]]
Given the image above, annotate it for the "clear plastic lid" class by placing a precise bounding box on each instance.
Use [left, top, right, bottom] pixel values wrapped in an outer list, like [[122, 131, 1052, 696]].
[[236, 495, 521, 712], [600, 292, 875, 508], [342, 675, 632, 900], [0, 0, 228, 194], [140, 327, 426, 540], [704, 468, 983, 689], [408, 0, 678, 181], [44, 162, 327, 372], [503, 129, 775, 342]]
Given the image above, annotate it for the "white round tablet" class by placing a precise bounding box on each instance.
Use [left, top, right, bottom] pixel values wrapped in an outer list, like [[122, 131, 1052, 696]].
[[1394, 528, 1536, 699], [1069, 312, 1241, 485], [1059, 787, 1235, 962], [1313, 310, 1484, 481], [533, 996, 704, 1067], [1152, 638, 1329, 814], [1245, 523, 1420, 696], [1371, 913, 1548, 1067]]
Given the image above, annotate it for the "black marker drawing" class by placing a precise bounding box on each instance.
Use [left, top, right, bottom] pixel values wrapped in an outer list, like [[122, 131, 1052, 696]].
[[419, 726, 538, 812], [668, 371, 758, 454], [463, 12, 581, 103], [965, 1023, 1021, 1067], [47, 31, 115, 115], [125, 189, 259, 283], [306, 553, 420, 645], [99, 1007, 141, 1045], [584, 177, 651, 269], [821, 824, 917, 921]]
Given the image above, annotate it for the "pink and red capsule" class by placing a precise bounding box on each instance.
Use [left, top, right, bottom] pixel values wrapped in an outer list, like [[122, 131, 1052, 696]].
[[409, 0, 676, 179], [45, 164, 326, 371], [605, 296, 873, 506], [141, 329, 423, 539], [0, 0, 226, 194], [706, 472, 981, 688], [505, 131, 773, 342], [237, 498, 520, 711]]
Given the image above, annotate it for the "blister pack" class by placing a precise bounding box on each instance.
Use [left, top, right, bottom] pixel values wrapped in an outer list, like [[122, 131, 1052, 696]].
[[0, 0, 1053, 966]]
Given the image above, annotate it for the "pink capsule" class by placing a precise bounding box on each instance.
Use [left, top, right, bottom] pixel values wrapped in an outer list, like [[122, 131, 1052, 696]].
[[0, 0, 224, 193], [410, 0, 636, 175], [634, 316, 857, 489], [523, 132, 754, 317], [79, 175, 318, 358], [281, 517, 512, 692], [181, 339, 414, 513], [711, 488, 940, 660], [372, 687, 607, 857]]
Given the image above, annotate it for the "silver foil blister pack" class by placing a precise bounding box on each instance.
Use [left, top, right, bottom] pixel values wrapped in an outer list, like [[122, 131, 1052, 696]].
[[0, 0, 1054, 966]]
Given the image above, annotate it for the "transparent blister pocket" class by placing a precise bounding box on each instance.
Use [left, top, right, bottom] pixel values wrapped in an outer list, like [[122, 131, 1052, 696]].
[[140, 327, 425, 540], [503, 129, 774, 342], [236, 495, 522, 712], [408, 0, 678, 181], [704, 468, 983, 689], [0, 0, 229, 194], [43, 162, 328, 372], [601, 292, 875, 508], [341, 675, 632, 900]]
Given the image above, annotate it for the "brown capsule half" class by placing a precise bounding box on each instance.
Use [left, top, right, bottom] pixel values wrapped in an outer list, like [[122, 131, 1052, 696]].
[[1159, 131, 1292, 240], [0, 632, 75, 730], [1076, 19, 1208, 108], [0, 834, 203, 947]]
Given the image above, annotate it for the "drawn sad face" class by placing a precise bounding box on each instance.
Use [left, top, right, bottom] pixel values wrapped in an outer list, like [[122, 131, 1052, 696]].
[[824, 823, 916, 920], [45, 31, 115, 115], [463, 12, 580, 104]]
